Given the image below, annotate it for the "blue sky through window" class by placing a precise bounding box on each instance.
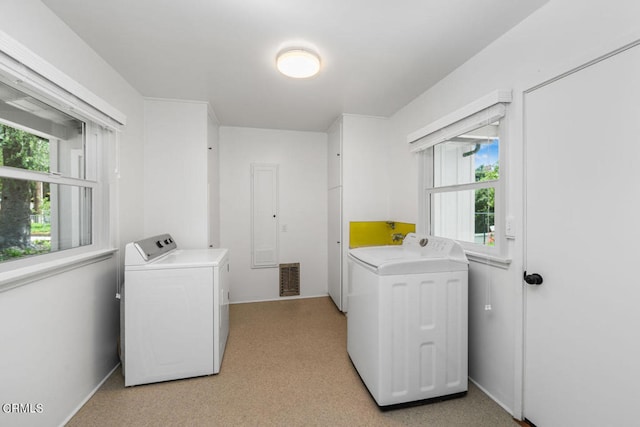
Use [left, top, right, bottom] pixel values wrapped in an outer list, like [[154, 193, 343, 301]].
[[475, 139, 499, 168]]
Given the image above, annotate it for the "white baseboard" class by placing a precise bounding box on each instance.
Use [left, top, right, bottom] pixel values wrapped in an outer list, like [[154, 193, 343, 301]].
[[59, 363, 121, 427], [230, 293, 330, 305], [468, 376, 514, 417]]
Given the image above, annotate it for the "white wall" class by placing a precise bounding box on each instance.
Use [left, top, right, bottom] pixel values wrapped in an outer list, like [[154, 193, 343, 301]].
[[386, 0, 640, 415], [0, 1, 146, 426], [220, 126, 328, 303], [0, 258, 118, 427], [143, 98, 218, 249]]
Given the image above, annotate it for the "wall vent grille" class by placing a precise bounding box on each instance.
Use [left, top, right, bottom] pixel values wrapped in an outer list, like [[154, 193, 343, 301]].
[[279, 263, 300, 297]]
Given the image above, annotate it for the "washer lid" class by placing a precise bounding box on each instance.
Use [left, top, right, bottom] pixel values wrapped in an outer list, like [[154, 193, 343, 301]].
[[148, 248, 228, 269], [348, 234, 468, 275]]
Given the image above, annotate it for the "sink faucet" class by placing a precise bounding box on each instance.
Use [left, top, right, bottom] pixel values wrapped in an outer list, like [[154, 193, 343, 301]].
[[392, 233, 405, 242]]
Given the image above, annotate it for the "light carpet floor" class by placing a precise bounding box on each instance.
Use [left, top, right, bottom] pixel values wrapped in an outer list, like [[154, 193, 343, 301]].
[[67, 296, 518, 426]]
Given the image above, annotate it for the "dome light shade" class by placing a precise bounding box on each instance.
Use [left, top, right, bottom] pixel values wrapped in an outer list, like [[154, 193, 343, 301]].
[[276, 49, 321, 78]]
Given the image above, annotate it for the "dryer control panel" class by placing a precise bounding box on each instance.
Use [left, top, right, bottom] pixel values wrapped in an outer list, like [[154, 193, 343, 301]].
[[127, 233, 178, 264]]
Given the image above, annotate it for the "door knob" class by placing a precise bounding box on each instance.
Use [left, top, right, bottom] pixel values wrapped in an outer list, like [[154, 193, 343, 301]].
[[524, 271, 543, 285]]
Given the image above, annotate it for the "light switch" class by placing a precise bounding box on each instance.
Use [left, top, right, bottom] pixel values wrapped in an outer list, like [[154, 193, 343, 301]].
[[505, 215, 515, 239]]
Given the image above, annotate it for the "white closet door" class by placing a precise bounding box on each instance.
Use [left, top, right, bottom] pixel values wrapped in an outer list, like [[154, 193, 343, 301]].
[[524, 42, 640, 426], [251, 164, 278, 268]]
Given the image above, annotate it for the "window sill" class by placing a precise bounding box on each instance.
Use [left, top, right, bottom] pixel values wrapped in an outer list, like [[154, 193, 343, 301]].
[[0, 248, 117, 293], [465, 251, 512, 269]]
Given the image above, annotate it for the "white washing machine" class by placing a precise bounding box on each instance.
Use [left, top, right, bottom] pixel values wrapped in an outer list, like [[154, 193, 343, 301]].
[[347, 233, 468, 408], [121, 233, 229, 387]]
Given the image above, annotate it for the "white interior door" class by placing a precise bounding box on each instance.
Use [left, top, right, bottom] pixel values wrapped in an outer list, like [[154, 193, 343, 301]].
[[524, 42, 640, 426], [251, 164, 279, 268]]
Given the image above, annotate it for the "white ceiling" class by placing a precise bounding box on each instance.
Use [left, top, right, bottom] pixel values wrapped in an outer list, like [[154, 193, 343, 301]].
[[42, 0, 548, 132]]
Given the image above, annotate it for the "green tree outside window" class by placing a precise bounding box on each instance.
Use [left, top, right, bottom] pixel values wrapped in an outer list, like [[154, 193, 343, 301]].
[[0, 124, 51, 260]]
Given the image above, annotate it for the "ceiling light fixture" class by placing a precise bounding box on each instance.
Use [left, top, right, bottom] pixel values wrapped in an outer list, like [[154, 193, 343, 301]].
[[276, 49, 321, 79]]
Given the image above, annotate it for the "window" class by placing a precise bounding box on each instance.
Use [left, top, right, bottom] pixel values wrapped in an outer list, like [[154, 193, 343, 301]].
[[0, 65, 122, 281], [410, 91, 510, 256], [0, 79, 98, 263], [430, 123, 500, 247]]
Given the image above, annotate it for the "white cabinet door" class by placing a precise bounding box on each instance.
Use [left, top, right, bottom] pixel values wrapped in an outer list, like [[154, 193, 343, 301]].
[[328, 117, 343, 310], [251, 163, 278, 268], [328, 186, 342, 310], [524, 43, 640, 427], [327, 118, 342, 189], [217, 257, 230, 372]]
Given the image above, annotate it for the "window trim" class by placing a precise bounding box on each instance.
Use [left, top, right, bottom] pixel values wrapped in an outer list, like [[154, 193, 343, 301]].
[[0, 248, 117, 293], [0, 165, 98, 188], [412, 91, 512, 259]]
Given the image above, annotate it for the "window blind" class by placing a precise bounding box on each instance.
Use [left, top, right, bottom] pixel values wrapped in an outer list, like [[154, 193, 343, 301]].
[[408, 90, 511, 153]]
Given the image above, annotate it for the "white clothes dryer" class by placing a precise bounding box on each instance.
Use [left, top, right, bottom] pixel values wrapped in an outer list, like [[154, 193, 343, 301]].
[[121, 233, 229, 387]]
